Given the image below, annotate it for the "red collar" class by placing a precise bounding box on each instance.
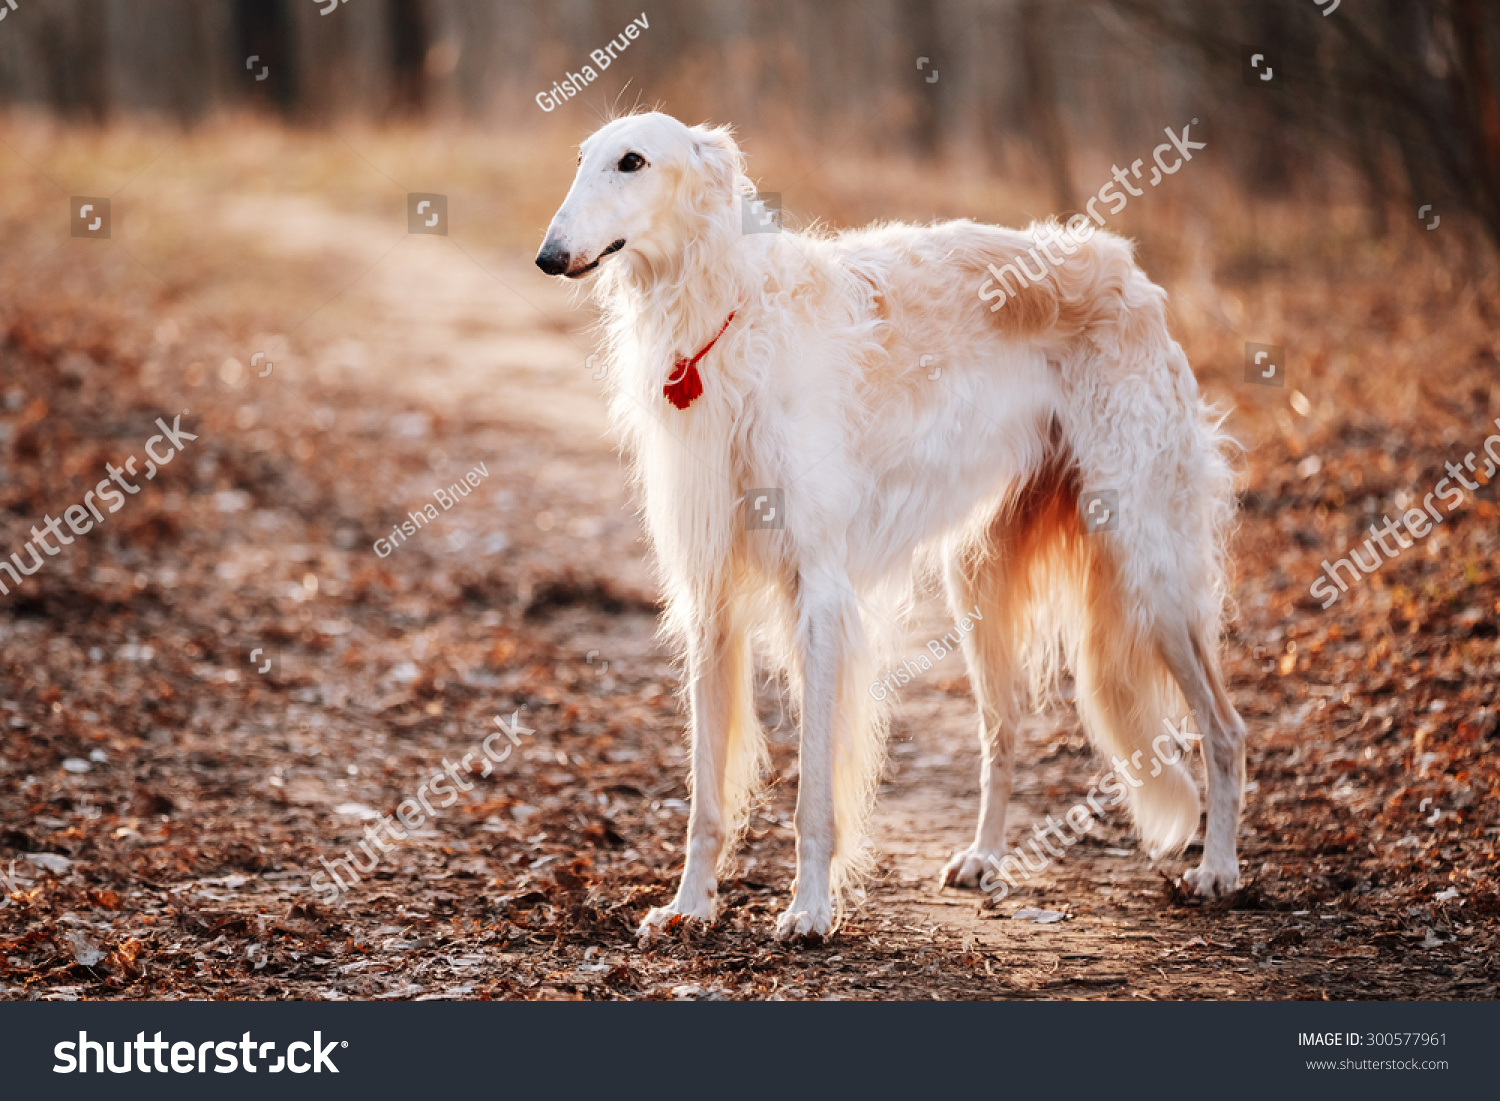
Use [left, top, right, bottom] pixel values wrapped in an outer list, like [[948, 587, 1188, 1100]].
[[663, 312, 736, 410]]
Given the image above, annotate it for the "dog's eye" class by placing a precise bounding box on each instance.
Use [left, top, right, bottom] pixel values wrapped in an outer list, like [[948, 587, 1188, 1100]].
[[617, 152, 646, 173]]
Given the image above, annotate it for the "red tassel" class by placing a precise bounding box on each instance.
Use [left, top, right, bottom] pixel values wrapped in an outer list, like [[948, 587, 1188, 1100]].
[[663, 360, 704, 410], [662, 311, 736, 411]]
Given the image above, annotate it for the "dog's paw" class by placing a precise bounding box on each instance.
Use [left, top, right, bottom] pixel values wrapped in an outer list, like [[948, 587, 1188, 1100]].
[[774, 900, 832, 941], [1183, 862, 1240, 898], [636, 901, 713, 941], [941, 847, 1004, 889]]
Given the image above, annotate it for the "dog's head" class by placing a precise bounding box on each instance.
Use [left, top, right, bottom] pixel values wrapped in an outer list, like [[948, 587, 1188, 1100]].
[[536, 112, 742, 280]]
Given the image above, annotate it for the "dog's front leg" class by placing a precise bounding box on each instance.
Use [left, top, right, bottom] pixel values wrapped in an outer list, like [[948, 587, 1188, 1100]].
[[776, 577, 853, 940], [638, 619, 740, 938]]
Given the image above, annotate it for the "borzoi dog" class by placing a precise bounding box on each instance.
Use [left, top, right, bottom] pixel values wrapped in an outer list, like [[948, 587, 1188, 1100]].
[[536, 112, 1245, 939]]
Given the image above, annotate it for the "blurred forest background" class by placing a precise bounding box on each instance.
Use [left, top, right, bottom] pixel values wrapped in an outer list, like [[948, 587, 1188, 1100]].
[[3, 0, 1500, 242]]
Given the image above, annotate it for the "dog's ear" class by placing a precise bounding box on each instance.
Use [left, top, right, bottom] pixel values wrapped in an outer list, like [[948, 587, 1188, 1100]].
[[686, 124, 743, 208]]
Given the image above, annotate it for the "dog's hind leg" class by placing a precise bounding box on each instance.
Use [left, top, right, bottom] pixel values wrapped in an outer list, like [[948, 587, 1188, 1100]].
[[638, 612, 764, 938], [1156, 620, 1247, 897], [938, 542, 1024, 889]]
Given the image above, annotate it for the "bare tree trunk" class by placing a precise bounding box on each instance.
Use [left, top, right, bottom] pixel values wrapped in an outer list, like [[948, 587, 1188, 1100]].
[[1452, 0, 1500, 241], [1018, 0, 1074, 211], [41, 0, 109, 122], [234, 0, 299, 115], [900, 0, 941, 159], [389, 0, 430, 115]]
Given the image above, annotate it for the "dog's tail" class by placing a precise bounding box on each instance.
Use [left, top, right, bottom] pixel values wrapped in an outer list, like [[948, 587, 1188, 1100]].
[[1015, 478, 1203, 857], [1060, 568, 1203, 855]]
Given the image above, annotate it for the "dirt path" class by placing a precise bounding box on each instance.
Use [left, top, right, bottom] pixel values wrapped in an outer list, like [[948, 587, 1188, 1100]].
[[213, 192, 612, 436]]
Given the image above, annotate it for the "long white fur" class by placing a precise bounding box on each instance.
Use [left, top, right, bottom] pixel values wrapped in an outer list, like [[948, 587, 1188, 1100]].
[[536, 112, 1247, 940]]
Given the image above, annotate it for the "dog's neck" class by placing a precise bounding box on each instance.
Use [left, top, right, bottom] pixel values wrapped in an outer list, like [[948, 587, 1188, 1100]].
[[607, 195, 759, 355]]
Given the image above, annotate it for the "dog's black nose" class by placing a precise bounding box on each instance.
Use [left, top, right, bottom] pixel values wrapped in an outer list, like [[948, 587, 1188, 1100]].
[[535, 243, 570, 276]]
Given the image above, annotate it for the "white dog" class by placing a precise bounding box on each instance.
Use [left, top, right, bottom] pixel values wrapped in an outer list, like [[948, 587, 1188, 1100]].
[[537, 112, 1245, 939]]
